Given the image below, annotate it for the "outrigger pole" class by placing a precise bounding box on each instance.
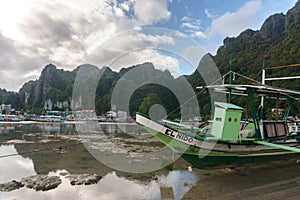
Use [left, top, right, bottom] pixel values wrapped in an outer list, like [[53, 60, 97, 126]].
[[264, 63, 300, 81], [228, 55, 233, 103], [259, 61, 300, 152], [262, 62, 300, 120], [255, 141, 300, 153], [262, 63, 300, 82], [260, 57, 266, 107]]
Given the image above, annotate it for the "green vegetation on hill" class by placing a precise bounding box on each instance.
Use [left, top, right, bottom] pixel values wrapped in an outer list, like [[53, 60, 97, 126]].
[[0, 88, 20, 109], [213, 1, 300, 116], [215, 2, 300, 84]]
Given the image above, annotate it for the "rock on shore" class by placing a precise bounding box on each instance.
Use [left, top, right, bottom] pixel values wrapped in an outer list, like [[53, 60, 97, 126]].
[[0, 180, 24, 192], [65, 174, 102, 185], [21, 175, 62, 191], [0, 173, 102, 192]]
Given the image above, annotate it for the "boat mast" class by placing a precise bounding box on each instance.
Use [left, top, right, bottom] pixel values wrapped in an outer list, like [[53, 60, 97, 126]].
[[228, 55, 233, 103], [259, 57, 267, 139], [260, 57, 266, 107]]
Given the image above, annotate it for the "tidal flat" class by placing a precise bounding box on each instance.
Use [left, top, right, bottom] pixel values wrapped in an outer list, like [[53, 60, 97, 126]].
[[0, 122, 299, 200]]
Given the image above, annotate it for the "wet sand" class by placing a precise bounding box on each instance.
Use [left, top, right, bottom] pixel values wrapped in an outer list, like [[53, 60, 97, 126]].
[[183, 159, 300, 200]]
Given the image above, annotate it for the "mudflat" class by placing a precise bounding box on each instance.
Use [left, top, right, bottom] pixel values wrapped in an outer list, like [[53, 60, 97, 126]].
[[183, 159, 300, 200]]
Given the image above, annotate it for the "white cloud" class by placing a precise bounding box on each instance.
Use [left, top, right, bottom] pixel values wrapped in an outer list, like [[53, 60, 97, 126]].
[[204, 8, 217, 19], [190, 31, 207, 39], [0, 0, 38, 41], [206, 0, 262, 38], [181, 22, 199, 30], [180, 16, 204, 39], [175, 30, 187, 38], [86, 31, 179, 76], [110, 48, 182, 78], [120, 1, 131, 12], [114, 6, 125, 17], [134, 0, 171, 24], [181, 16, 192, 22], [0, 0, 174, 91]]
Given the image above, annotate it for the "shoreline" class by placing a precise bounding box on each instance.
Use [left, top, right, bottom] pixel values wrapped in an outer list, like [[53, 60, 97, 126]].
[[1, 126, 300, 199], [183, 159, 300, 199]]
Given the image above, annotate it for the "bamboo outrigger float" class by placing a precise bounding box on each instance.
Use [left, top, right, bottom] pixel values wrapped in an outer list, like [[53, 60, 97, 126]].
[[136, 64, 300, 168]]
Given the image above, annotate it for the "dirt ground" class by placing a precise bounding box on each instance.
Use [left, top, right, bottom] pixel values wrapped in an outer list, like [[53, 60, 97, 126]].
[[182, 159, 300, 200]]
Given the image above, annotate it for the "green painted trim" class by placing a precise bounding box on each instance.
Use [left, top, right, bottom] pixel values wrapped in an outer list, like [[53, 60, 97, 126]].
[[144, 125, 299, 156], [255, 141, 300, 153]]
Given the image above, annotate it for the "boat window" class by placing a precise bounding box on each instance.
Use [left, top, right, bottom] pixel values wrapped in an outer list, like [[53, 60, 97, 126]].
[[216, 117, 222, 122], [228, 118, 232, 122]]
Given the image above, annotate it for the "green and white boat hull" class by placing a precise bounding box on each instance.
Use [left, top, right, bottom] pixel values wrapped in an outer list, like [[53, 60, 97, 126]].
[[136, 113, 300, 168]]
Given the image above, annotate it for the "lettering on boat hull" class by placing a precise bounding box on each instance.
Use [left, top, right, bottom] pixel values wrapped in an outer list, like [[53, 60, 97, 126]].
[[164, 129, 194, 144]]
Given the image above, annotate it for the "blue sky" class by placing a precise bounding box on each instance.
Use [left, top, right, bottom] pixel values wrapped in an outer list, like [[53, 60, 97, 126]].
[[0, 0, 297, 91], [158, 0, 297, 53]]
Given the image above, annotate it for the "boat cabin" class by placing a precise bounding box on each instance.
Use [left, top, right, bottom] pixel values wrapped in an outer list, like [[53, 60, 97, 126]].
[[211, 102, 243, 141]]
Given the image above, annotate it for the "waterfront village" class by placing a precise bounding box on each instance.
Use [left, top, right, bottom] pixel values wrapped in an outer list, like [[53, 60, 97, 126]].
[[0, 103, 133, 123]]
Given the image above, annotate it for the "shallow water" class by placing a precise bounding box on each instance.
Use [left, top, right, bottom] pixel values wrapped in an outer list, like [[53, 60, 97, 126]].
[[0, 122, 197, 200], [0, 144, 36, 183], [0, 165, 196, 200]]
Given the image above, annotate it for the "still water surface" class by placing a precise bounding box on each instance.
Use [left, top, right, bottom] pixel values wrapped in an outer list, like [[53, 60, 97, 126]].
[[0, 122, 197, 200]]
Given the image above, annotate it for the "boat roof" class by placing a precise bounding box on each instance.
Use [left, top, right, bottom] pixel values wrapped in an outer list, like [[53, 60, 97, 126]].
[[197, 84, 300, 100], [215, 102, 243, 110]]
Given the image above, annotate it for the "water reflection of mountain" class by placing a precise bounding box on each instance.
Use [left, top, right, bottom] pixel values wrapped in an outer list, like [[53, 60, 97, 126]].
[[0, 123, 198, 199], [13, 135, 169, 179], [14, 137, 114, 176], [0, 144, 197, 200], [1, 123, 190, 176]]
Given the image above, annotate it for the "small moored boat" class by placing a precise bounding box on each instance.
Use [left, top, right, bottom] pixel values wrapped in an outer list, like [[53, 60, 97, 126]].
[[136, 75, 300, 168]]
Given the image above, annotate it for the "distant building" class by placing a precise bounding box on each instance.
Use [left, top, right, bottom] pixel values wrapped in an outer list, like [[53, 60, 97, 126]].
[[117, 111, 127, 121], [80, 110, 96, 119], [106, 111, 117, 118], [1, 104, 12, 113]]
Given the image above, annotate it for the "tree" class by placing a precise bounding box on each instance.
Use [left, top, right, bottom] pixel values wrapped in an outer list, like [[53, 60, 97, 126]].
[[138, 93, 162, 115]]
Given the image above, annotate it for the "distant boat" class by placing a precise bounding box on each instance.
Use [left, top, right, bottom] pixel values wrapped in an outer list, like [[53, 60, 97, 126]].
[[2, 114, 21, 122], [136, 76, 300, 168], [36, 115, 63, 122]]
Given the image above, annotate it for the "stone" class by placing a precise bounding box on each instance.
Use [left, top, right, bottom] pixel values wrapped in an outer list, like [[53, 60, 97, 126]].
[[66, 174, 101, 185], [21, 175, 61, 191], [0, 180, 24, 192]]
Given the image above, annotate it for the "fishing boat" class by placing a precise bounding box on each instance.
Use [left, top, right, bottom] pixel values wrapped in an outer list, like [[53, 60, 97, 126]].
[[136, 67, 300, 168], [36, 115, 63, 122], [2, 114, 21, 122]]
